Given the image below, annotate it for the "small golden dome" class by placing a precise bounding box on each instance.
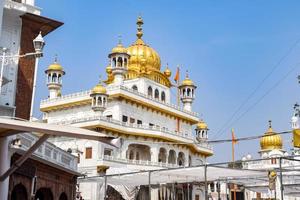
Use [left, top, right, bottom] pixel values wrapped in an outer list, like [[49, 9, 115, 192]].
[[127, 16, 161, 73], [197, 120, 208, 130], [164, 66, 171, 77], [111, 42, 127, 54], [91, 82, 107, 95], [45, 56, 65, 74], [260, 121, 282, 151], [180, 73, 195, 87], [106, 65, 112, 74]]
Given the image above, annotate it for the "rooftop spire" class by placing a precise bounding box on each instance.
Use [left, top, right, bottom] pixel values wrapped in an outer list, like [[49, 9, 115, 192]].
[[118, 34, 122, 45], [136, 15, 144, 39], [268, 120, 272, 128], [54, 54, 58, 63]]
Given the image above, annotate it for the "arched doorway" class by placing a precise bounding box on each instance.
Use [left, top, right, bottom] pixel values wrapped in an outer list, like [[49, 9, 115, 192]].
[[59, 192, 68, 200], [11, 183, 28, 200], [35, 188, 53, 200]]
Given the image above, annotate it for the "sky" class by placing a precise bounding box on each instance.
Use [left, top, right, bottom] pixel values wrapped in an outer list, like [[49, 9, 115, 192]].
[[34, 0, 300, 162]]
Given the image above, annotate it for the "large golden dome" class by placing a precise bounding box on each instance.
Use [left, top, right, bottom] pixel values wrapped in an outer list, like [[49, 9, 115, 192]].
[[127, 16, 161, 73], [260, 121, 282, 151], [104, 16, 171, 87]]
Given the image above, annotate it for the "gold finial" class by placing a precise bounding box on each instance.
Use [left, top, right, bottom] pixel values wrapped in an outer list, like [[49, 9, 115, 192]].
[[185, 70, 189, 78], [98, 75, 102, 84], [136, 15, 144, 39], [54, 54, 58, 63], [268, 120, 272, 128], [118, 34, 122, 45]]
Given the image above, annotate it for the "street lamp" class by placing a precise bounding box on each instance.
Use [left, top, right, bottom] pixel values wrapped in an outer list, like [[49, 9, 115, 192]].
[[0, 31, 45, 120], [30, 32, 45, 121]]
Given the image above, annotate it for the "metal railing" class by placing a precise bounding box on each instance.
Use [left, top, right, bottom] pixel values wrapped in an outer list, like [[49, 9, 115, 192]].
[[10, 132, 78, 171], [40, 85, 199, 117], [52, 115, 213, 151], [99, 155, 179, 168]]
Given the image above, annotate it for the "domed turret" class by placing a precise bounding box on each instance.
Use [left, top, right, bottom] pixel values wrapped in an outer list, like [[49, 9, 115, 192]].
[[164, 64, 171, 78], [195, 120, 209, 141], [108, 38, 130, 86], [178, 72, 197, 111], [260, 121, 283, 151], [90, 78, 108, 112], [45, 56, 65, 99]]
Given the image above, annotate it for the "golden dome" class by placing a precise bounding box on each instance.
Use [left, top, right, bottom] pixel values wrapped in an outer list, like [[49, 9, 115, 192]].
[[180, 74, 195, 87], [197, 120, 208, 130], [127, 16, 161, 73], [260, 121, 282, 151], [111, 42, 127, 54], [46, 57, 65, 74], [106, 65, 112, 74], [91, 82, 107, 95], [164, 66, 172, 77]]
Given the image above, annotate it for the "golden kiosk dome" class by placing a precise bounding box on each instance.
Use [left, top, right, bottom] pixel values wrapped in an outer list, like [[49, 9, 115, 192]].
[[260, 121, 282, 151], [180, 73, 196, 87], [164, 65, 172, 77], [91, 80, 107, 95], [45, 57, 65, 74], [111, 40, 127, 54], [197, 120, 208, 130]]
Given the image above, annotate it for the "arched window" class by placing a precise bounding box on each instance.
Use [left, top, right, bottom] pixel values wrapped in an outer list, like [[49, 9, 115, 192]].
[[132, 85, 138, 91], [112, 58, 116, 67], [183, 89, 186, 97], [187, 88, 191, 97], [129, 150, 134, 160], [58, 74, 62, 83], [148, 86, 153, 97], [48, 74, 51, 83], [136, 152, 140, 160], [161, 91, 166, 102], [155, 89, 159, 99], [52, 73, 57, 83], [117, 57, 123, 67], [124, 58, 128, 67]]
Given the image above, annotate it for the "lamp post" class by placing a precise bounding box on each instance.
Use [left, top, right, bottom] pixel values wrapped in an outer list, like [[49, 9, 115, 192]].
[[30, 31, 45, 121], [0, 32, 44, 120]]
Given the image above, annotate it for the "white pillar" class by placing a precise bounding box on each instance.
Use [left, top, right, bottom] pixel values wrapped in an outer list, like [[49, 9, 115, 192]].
[[0, 136, 10, 200], [183, 102, 192, 111]]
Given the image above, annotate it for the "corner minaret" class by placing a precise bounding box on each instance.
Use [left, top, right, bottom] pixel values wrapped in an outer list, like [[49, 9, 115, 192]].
[[90, 78, 108, 113], [179, 72, 196, 111], [195, 120, 209, 141], [108, 37, 130, 86], [45, 56, 65, 99]]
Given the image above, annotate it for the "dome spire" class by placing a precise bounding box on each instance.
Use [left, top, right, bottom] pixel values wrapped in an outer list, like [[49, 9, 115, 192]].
[[136, 15, 144, 39]]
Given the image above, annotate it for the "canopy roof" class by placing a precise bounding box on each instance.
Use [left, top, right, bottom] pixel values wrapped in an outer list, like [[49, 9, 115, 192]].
[[79, 165, 266, 187], [0, 117, 118, 146]]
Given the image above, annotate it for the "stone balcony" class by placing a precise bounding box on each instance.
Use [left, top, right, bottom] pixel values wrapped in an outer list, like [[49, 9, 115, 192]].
[[51, 115, 213, 154], [10, 132, 78, 173], [40, 85, 199, 121]]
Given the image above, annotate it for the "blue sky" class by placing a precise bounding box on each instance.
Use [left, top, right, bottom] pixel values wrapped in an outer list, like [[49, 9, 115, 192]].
[[35, 0, 300, 162]]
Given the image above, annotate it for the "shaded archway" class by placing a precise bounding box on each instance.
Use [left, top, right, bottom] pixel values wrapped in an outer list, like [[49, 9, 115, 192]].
[[158, 148, 167, 163], [177, 152, 185, 166], [168, 150, 176, 164], [11, 183, 28, 200], [35, 188, 53, 200], [127, 144, 151, 161], [59, 192, 68, 200]]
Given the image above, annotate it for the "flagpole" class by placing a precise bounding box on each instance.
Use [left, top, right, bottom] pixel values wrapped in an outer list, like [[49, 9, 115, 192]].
[[231, 128, 237, 200], [175, 66, 180, 132]]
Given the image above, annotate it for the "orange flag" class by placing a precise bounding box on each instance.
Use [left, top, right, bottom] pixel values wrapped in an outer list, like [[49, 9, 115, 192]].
[[231, 128, 238, 144], [174, 67, 180, 83]]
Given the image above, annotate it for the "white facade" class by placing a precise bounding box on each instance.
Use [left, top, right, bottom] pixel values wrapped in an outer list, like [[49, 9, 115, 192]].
[[40, 17, 213, 200]]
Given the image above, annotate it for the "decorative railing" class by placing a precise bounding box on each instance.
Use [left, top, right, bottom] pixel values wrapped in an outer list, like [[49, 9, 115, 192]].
[[40, 85, 199, 117], [10, 132, 78, 171], [99, 155, 179, 168], [53, 115, 213, 151]]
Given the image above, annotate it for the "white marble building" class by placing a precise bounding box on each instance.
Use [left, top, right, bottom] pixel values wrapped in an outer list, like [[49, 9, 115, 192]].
[[40, 16, 213, 200]]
